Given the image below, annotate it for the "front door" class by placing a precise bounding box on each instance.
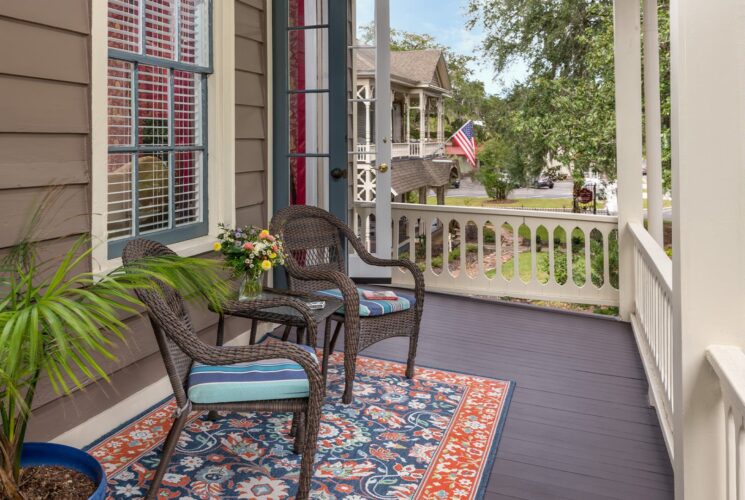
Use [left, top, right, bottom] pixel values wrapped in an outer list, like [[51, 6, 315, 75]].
[[272, 0, 348, 218]]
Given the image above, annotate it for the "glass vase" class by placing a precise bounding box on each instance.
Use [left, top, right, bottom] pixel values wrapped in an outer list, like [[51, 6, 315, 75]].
[[239, 273, 263, 301]]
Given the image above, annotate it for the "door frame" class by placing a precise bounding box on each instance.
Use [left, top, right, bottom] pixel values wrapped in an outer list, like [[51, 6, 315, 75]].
[[271, 0, 348, 222]]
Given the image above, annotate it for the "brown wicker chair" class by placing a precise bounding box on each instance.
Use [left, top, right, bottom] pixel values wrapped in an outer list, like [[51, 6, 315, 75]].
[[270, 206, 425, 404], [122, 239, 323, 500]]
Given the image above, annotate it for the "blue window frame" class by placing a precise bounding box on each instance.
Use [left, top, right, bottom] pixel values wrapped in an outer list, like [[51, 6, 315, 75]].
[[106, 0, 213, 258]]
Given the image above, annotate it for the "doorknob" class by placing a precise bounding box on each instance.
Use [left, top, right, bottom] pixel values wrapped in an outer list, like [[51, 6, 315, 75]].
[[330, 168, 347, 179], [378, 163, 389, 173]]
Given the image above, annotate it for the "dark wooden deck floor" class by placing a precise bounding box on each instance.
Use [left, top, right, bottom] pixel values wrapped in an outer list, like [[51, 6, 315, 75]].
[[357, 292, 674, 500]]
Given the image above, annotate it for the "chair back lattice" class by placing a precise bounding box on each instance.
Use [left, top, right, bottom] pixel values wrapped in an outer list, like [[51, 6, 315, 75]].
[[271, 206, 347, 294], [122, 239, 196, 407]]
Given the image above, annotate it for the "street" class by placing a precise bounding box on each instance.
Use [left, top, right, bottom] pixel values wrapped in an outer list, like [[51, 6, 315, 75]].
[[448, 176, 574, 199]]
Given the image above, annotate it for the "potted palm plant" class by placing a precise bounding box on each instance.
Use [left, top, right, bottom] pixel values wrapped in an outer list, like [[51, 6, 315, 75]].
[[0, 230, 228, 499]]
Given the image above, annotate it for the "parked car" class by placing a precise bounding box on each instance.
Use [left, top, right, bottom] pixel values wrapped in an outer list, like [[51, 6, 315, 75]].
[[532, 175, 554, 189]]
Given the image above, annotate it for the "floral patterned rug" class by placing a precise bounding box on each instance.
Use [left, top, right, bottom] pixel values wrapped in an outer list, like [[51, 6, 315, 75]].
[[87, 353, 513, 499]]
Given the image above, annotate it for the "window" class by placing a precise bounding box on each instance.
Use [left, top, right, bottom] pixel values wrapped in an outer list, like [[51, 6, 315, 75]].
[[106, 0, 211, 257]]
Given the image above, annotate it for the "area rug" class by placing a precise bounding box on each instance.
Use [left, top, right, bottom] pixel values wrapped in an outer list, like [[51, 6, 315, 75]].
[[87, 353, 513, 499]]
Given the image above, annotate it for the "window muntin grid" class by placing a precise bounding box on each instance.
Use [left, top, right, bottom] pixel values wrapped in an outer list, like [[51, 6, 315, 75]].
[[106, 0, 211, 255]]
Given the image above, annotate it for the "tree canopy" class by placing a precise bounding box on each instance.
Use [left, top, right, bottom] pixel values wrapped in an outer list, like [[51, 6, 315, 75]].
[[468, 0, 672, 185]]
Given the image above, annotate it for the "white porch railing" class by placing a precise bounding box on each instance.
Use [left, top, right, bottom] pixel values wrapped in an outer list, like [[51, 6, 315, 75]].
[[356, 202, 620, 306], [707, 346, 745, 500], [628, 222, 674, 458], [389, 142, 443, 158]]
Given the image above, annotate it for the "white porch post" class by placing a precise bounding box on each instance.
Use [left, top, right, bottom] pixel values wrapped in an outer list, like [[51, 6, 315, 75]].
[[419, 90, 426, 153], [613, 0, 644, 321], [405, 93, 411, 143], [643, 0, 664, 246], [364, 83, 371, 148], [437, 97, 444, 144], [671, 0, 745, 496]]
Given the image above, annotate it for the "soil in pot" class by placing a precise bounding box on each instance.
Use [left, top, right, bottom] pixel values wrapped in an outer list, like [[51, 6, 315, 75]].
[[17, 465, 96, 500]]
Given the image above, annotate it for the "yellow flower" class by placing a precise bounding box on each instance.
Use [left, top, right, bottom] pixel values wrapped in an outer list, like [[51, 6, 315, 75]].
[[259, 229, 270, 239], [213, 242, 222, 251], [261, 260, 272, 271], [269, 252, 277, 259]]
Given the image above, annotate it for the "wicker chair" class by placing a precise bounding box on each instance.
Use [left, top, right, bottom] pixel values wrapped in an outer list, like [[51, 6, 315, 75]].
[[270, 206, 425, 404], [122, 239, 323, 500]]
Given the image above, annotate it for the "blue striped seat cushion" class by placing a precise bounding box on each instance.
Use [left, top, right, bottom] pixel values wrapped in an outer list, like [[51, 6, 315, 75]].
[[187, 344, 317, 404], [316, 288, 415, 317]]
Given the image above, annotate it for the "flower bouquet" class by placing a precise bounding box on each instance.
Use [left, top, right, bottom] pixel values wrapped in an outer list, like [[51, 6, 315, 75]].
[[215, 223, 286, 300]]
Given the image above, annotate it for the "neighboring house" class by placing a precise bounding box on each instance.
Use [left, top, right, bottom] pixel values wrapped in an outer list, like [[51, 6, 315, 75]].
[[355, 47, 451, 158], [353, 47, 456, 203]]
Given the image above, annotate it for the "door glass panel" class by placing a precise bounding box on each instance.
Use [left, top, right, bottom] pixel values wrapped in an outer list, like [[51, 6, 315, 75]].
[[289, 29, 329, 90], [288, 92, 329, 154], [289, 0, 328, 27]]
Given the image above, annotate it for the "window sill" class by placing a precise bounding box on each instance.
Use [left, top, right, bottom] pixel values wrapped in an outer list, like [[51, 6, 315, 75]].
[[94, 234, 218, 276]]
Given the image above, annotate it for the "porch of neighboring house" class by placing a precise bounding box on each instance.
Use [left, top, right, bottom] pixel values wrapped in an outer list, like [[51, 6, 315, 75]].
[[355, 47, 450, 161]]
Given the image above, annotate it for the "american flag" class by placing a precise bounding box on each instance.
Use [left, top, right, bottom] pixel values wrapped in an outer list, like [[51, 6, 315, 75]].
[[453, 120, 477, 167]]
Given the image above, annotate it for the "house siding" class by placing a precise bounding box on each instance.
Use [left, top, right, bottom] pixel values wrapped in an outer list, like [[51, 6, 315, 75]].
[[235, 0, 268, 227], [8, 1, 271, 441]]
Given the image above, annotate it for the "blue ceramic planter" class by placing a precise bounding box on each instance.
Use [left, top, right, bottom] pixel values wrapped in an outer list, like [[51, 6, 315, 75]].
[[20, 442, 106, 500]]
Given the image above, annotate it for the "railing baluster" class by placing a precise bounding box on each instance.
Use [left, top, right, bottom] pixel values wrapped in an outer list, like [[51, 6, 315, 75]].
[[353, 201, 619, 305]]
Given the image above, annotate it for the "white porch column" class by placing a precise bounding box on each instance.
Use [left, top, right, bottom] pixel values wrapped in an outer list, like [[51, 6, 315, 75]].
[[643, 0, 664, 246], [437, 97, 444, 144], [671, 0, 745, 497], [613, 0, 644, 321], [364, 84, 371, 147], [419, 90, 426, 152], [405, 93, 411, 143]]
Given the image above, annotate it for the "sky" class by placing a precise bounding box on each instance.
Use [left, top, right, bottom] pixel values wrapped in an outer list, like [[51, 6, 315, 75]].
[[355, 0, 528, 95]]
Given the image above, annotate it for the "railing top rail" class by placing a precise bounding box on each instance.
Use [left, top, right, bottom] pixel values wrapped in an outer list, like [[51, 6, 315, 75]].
[[356, 201, 619, 224], [707, 345, 745, 414], [628, 222, 672, 294]]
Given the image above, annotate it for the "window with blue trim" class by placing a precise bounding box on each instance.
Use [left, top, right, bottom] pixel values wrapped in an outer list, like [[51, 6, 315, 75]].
[[106, 0, 212, 258]]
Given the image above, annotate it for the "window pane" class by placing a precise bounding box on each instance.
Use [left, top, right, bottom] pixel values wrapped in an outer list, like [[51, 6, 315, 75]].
[[289, 92, 329, 154], [174, 150, 202, 226], [289, 0, 328, 27], [173, 71, 202, 146], [108, 153, 134, 240], [288, 28, 329, 90], [145, 0, 176, 60], [108, 0, 140, 52], [108, 60, 134, 146], [180, 0, 210, 66], [138, 65, 170, 146], [138, 152, 170, 234]]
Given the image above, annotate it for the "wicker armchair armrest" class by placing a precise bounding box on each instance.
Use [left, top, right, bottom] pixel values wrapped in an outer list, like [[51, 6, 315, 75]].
[[220, 295, 319, 345], [334, 222, 425, 302]]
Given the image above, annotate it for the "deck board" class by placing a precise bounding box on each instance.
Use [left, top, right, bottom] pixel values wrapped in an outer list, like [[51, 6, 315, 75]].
[[355, 292, 674, 499]]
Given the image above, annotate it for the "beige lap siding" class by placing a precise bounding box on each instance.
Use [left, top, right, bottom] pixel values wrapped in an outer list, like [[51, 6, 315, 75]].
[[0, 0, 270, 440]]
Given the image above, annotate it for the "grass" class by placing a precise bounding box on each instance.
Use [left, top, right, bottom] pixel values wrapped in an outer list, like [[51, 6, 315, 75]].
[[485, 252, 550, 283]]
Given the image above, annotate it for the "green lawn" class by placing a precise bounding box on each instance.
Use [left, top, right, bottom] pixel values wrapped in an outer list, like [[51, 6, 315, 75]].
[[485, 252, 550, 283]]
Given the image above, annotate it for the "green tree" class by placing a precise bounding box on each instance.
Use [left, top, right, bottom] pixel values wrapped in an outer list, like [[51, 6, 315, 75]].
[[468, 0, 672, 187]]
